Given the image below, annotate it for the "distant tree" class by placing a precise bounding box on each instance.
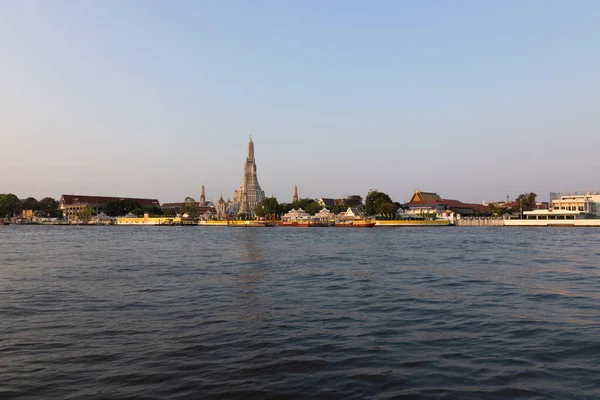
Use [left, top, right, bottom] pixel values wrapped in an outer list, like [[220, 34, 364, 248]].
[[365, 190, 397, 218], [255, 197, 280, 217], [488, 203, 505, 217], [105, 199, 142, 216], [0, 194, 21, 218], [163, 208, 176, 217], [180, 197, 197, 217], [515, 192, 537, 212], [143, 205, 163, 216], [131, 208, 145, 217], [292, 198, 320, 215], [39, 197, 60, 217], [279, 202, 293, 215], [344, 195, 363, 207], [329, 204, 345, 214], [76, 205, 94, 222], [21, 197, 41, 211]]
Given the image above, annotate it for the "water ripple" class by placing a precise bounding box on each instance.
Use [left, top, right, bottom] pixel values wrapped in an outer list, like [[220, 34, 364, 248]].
[[1, 226, 600, 399]]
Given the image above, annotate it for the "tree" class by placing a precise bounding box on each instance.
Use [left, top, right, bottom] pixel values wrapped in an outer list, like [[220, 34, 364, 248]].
[[254, 197, 280, 217], [105, 199, 142, 216], [0, 194, 21, 218], [21, 197, 41, 211], [515, 192, 537, 212], [488, 203, 505, 217], [131, 208, 145, 217], [180, 197, 197, 217], [143, 205, 163, 216], [365, 190, 398, 218], [292, 198, 320, 215], [329, 204, 345, 214], [279, 202, 293, 215], [76, 205, 94, 222], [344, 195, 363, 207], [39, 197, 60, 217]]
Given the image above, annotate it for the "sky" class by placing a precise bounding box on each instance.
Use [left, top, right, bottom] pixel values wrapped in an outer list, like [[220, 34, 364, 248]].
[[1, 1, 599, 204]]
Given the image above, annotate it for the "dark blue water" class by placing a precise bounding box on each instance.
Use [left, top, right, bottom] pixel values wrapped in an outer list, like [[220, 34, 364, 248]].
[[1, 226, 600, 399]]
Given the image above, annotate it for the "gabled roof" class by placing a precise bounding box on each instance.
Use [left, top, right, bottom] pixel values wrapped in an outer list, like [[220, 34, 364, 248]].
[[406, 190, 490, 213], [318, 197, 346, 206], [408, 190, 442, 204], [60, 195, 159, 207]]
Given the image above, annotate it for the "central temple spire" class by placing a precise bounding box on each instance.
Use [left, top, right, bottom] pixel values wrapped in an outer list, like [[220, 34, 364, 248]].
[[247, 135, 254, 160], [231, 136, 265, 216]]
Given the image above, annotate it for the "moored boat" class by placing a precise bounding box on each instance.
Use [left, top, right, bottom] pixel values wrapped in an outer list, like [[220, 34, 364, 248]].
[[375, 219, 451, 227], [335, 218, 376, 228]]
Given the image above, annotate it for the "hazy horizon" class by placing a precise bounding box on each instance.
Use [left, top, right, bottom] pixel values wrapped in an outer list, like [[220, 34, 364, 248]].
[[2, 1, 599, 204]]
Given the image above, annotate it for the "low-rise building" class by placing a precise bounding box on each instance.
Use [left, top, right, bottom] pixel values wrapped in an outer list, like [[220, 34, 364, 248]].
[[405, 190, 491, 218], [549, 191, 600, 217], [59, 195, 160, 220]]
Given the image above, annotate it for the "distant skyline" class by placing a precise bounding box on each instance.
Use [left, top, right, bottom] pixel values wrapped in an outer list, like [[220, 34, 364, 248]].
[[2, 1, 599, 204]]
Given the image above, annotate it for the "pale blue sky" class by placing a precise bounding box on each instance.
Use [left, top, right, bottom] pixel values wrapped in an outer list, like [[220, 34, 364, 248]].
[[1, 1, 599, 204]]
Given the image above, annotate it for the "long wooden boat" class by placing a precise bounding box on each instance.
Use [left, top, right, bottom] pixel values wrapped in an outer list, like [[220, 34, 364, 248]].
[[375, 219, 451, 227], [335, 219, 376, 228], [279, 221, 330, 227]]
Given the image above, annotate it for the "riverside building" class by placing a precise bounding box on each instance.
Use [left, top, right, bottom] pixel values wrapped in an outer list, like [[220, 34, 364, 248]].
[[549, 191, 600, 217], [58, 195, 160, 220]]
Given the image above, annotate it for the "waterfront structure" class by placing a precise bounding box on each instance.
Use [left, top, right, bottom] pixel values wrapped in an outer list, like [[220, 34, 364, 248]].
[[282, 208, 310, 222], [59, 195, 160, 220], [293, 185, 298, 202], [405, 190, 491, 217], [504, 209, 600, 227], [231, 136, 265, 216], [314, 208, 335, 223], [549, 191, 600, 217]]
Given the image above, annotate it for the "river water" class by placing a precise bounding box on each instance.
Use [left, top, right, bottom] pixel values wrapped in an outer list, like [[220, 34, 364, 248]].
[[1, 226, 600, 399]]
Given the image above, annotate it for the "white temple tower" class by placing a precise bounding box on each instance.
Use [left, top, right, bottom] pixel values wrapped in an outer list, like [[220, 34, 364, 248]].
[[232, 136, 265, 215]]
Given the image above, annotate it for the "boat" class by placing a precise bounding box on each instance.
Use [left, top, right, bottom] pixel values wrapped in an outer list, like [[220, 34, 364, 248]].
[[375, 219, 451, 227], [335, 218, 376, 228], [226, 220, 273, 227], [279, 220, 330, 227]]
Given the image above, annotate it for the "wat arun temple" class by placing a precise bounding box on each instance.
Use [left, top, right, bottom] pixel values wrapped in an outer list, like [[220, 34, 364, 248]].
[[225, 136, 265, 216]]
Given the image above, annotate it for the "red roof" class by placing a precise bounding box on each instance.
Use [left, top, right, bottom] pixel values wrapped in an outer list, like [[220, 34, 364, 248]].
[[60, 195, 160, 207], [406, 195, 490, 213]]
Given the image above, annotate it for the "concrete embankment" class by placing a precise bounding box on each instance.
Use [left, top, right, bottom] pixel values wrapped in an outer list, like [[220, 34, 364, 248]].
[[455, 218, 504, 227]]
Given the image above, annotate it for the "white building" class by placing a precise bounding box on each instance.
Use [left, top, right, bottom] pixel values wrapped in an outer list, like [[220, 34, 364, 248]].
[[549, 191, 600, 217]]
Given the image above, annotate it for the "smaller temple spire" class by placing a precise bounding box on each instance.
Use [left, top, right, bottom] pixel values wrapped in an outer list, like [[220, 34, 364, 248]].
[[200, 185, 205, 205], [293, 184, 298, 202]]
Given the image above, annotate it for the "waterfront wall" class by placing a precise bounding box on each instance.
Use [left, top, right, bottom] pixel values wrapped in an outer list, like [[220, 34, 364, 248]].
[[504, 219, 600, 227], [455, 218, 503, 227]]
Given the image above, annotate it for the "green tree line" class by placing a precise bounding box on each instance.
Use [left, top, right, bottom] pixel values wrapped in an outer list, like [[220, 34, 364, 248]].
[[0, 194, 60, 218]]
